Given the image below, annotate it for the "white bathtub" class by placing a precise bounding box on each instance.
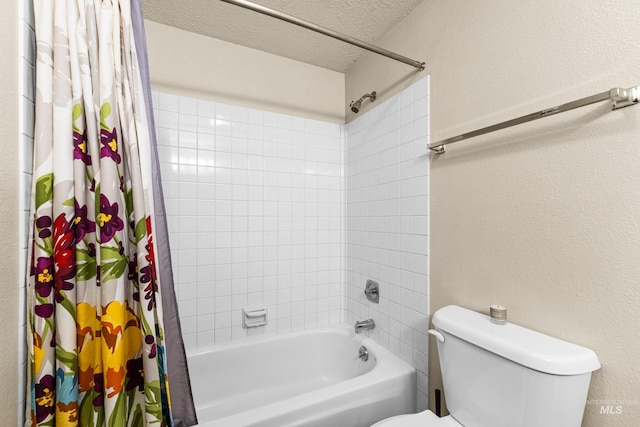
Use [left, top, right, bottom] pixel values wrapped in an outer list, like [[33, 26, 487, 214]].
[[187, 323, 417, 427]]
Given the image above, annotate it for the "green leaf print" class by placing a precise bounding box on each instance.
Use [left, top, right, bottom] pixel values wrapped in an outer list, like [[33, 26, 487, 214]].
[[131, 405, 143, 427], [100, 244, 128, 282], [101, 257, 128, 282], [76, 261, 97, 281], [72, 104, 83, 132], [76, 248, 97, 281], [56, 346, 77, 370], [58, 292, 76, 318], [125, 188, 134, 218], [36, 235, 53, 256], [101, 245, 123, 261], [144, 379, 165, 422], [100, 103, 112, 131], [135, 218, 147, 244], [109, 390, 127, 427], [35, 173, 54, 209]]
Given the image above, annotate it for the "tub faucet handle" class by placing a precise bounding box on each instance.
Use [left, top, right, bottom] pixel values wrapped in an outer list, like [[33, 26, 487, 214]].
[[364, 280, 379, 303]]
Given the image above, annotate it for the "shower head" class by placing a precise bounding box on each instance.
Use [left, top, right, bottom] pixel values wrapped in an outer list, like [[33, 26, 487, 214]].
[[350, 91, 377, 113]]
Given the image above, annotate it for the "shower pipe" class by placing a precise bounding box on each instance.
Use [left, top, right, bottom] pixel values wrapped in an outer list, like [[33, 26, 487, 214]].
[[429, 85, 640, 154], [218, 0, 426, 71]]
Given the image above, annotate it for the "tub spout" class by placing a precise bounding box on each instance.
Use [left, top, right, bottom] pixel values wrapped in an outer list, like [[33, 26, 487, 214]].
[[355, 319, 375, 334]]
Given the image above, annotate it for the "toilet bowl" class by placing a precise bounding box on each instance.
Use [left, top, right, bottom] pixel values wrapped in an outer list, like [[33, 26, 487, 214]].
[[372, 410, 461, 426], [371, 305, 600, 427]]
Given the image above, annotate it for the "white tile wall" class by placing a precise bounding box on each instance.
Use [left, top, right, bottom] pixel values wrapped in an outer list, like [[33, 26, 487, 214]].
[[346, 77, 430, 411], [153, 92, 345, 351], [18, 0, 35, 423]]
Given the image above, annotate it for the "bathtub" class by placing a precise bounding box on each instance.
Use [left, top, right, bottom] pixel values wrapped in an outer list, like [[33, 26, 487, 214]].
[[187, 323, 417, 427]]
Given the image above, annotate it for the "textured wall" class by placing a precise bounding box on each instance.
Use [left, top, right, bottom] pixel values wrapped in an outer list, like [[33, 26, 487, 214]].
[[346, 1, 640, 425], [0, 0, 21, 424], [144, 20, 345, 123]]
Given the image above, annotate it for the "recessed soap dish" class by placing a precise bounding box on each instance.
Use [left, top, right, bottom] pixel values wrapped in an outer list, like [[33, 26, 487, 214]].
[[242, 307, 267, 328]]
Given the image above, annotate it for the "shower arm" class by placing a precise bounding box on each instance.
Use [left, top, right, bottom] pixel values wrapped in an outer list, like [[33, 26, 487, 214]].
[[219, 0, 426, 70], [358, 93, 376, 103]]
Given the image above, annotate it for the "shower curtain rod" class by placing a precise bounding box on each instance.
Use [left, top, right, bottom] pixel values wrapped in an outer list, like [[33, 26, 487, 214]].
[[429, 85, 640, 154], [218, 0, 426, 70]]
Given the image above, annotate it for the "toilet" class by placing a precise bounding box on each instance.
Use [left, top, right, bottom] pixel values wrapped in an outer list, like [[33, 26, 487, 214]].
[[372, 305, 601, 427]]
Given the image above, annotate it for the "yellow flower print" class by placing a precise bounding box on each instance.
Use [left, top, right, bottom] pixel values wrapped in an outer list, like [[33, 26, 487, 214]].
[[33, 332, 45, 375], [77, 302, 102, 393], [101, 300, 142, 398]]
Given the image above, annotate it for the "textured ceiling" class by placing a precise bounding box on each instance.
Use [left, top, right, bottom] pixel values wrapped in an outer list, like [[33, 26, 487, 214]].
[[142, 0, 425, 73]]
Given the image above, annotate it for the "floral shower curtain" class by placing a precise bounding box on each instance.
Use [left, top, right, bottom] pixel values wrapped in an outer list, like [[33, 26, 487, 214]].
[[26, 0, 186, 425]]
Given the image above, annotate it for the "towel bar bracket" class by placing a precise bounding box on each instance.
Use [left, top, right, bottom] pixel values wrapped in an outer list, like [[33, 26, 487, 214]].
[[610, 86, 639, 110]]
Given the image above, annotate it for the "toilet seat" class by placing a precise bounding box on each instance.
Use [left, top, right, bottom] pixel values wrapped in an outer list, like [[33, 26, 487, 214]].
[[371, 411, 462, 427]]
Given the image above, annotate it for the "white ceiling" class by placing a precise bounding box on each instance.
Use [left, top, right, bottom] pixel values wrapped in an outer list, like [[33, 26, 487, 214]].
[[142, 0, 425, 73]]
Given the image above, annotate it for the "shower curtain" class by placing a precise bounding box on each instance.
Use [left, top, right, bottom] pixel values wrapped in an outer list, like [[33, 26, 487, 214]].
[[26, 0, 196, 425]]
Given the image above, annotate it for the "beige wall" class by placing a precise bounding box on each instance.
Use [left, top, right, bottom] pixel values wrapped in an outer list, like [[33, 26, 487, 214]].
[[1, 0, 20, 424], [346, 1, 640, 426], [144, 20, 345, 124]]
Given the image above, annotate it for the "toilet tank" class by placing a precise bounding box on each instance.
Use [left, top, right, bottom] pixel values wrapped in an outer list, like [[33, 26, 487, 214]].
[[433, 306, 600, 427]]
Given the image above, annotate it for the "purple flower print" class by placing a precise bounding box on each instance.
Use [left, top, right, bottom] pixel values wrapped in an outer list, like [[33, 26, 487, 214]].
[[36, 215, 52, 238], [74, 201, 95, 243], [34, 257, 54, 298], [145, 334, 157, 359], [100, 127, 121, 163], [129, 259, 141, 300], [124, 357, 145, 392], [92, 373, 104, 407], [128, 254, 138, 288], [34, 303, 54, 318], [98, 194, 124, 243], [73, 129, 91, 165], [34, 374, 55, 422], [139, 264, 152, 285]]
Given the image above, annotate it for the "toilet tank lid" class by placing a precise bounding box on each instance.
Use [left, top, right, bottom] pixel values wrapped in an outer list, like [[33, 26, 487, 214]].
[[432, 305, 601, 375]]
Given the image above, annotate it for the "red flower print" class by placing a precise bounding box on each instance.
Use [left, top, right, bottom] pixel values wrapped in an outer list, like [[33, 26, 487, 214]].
[[141, 223, 159, 310], [53, 213, 75, 303]]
